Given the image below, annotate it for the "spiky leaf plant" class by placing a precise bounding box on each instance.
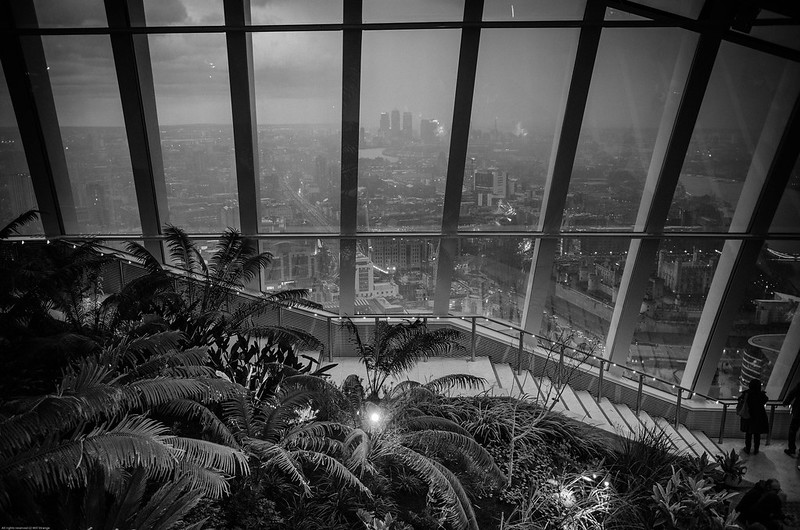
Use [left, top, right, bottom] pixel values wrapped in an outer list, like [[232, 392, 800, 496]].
[[344, 318, 464, 400], [0, 332, 249, 519]]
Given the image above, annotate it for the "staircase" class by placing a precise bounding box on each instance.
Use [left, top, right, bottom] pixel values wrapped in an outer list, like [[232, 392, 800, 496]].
[[321, 355, 724, 458]]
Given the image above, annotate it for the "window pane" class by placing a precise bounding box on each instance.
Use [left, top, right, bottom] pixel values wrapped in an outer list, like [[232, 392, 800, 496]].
[[715, 241, 800, 399], [565, 28, 696, 231], [483, 0, 586, 21], [261, 239, 340, 312], [0, 63, 42, 234], [747, 25, 800, 52], [667, 43, 792, 232], [149, 33, 237, 233], [543, 237, 630, 350], [605, 7, 650, 21], [364, 0, 464, 22], [143, 0, 224, 26], [358, 30, 460, 232], [253, 32, 342, 234], [624, 238, 724, 388], [771, 158, 800, 233], [41, 35, 141, 234], [251, 0, 342, 24], [353, 237, 437, 314], [33, 0, 107, 27], [462, 29, 578, 231], [631, 0, 703, 19], [450, 237, 530, 325]]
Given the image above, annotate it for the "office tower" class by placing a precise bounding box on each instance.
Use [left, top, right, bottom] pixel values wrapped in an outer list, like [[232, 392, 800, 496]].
[[379, 112, 390, 132], [402, 112, 412, 139], [420, 119, 438, 144]]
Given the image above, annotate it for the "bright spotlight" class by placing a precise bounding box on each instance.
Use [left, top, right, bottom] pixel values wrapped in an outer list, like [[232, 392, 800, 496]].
[[369, 411, 381, 423]]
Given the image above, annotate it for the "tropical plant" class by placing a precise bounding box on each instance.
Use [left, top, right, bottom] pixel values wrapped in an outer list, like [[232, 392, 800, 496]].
[[344, 317, 464, 400], [106, 225, 324, 372], [342, 375, 506, 530], [714, 449, 746, 487], [603, 426, 688, 529], [500, 471, 616, 530], [650, 467, 739, 530], [0, 330, 249, 521], [0, 211, 114, 341]]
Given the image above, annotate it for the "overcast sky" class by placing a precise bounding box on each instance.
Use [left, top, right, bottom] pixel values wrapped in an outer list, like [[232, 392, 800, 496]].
[[0, 0, 794, 136]]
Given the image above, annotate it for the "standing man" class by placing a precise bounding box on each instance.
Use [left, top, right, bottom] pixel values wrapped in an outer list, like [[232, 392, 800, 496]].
[[784, 380, 800, 457]]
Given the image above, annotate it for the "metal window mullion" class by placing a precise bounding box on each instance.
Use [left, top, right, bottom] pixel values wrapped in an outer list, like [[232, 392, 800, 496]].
[[104, 0, 168, 261], [338, 0, 362, 316], [224, 0, 260, 238], [604, 5, 731, 365], [682, 72, 800, 394], [434, 0, 483, 314], [519, 0, 604, 337], [0, 0, 76, 236]]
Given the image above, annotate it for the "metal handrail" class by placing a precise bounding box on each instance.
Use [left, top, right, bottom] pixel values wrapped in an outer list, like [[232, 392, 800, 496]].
[[77, 241, 792, 443]]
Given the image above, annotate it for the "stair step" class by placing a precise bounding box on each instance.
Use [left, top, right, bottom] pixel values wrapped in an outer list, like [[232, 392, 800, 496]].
[[538, 377, 571, 413], [514, 369, 539, 396], [690, 429, 724, 457], [654, 417, 694, 455], [493, 363, 519, 396], [575, 390, 604, 421], [599, 398, 634, 436], [614, 403, 644, 434], [559, 383, 587, 414], [674, 424, 705, 458], [638, 411, 678, 451]]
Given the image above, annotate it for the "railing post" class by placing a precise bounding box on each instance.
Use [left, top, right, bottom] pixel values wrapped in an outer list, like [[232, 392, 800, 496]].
[[516, 330, 524, 375], [470, 317, 477, 362], [636, 374, 644, 415], [674, 389, 682, 428], [597, 362, 604, 402], [719, 403, 728, 444], [326, 316, 333, 361], [767, 404, 776, 445], [277, 306, 282, 327], [557, 347, 565, 388]]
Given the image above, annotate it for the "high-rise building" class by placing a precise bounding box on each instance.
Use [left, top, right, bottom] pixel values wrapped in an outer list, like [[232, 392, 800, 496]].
[[420, 119, 438, 144], [402, 112, 412, 139], [379, 112, 390, 133]]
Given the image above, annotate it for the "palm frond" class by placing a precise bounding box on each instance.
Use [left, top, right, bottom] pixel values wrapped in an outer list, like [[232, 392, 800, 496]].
[[0, 209, 39, 238], [239, 325, 324, 350], [163, 436, 249, 476], [209, 228, 246, 282], [422, 374, 486, 395], [237, 251, 273, 286], [124, 377, 236, 409], [401, 430, 505, 483], [394, 445, 476, 530], [124, 241, 164, 274], [163, 225, 198, 272], [128, 471, 205, 528], [118, 347, 209, 383], [295, 450, 372, 497], [221, 391, 257, 438], [155, 399, 239, 447], [399, 416, 472, 438], [0, 415, 175, 494], [245, 438, 311, 495]]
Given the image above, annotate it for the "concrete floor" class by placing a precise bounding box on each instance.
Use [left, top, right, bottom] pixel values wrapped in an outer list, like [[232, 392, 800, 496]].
[[718, 438, 800, 526]]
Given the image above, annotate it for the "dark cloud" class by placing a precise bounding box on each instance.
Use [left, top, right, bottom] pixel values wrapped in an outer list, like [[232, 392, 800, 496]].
[[33, 0, 107, 28]]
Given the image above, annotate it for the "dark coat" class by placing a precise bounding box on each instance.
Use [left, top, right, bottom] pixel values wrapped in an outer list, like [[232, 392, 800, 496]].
[[739, 389, 769, 434]]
